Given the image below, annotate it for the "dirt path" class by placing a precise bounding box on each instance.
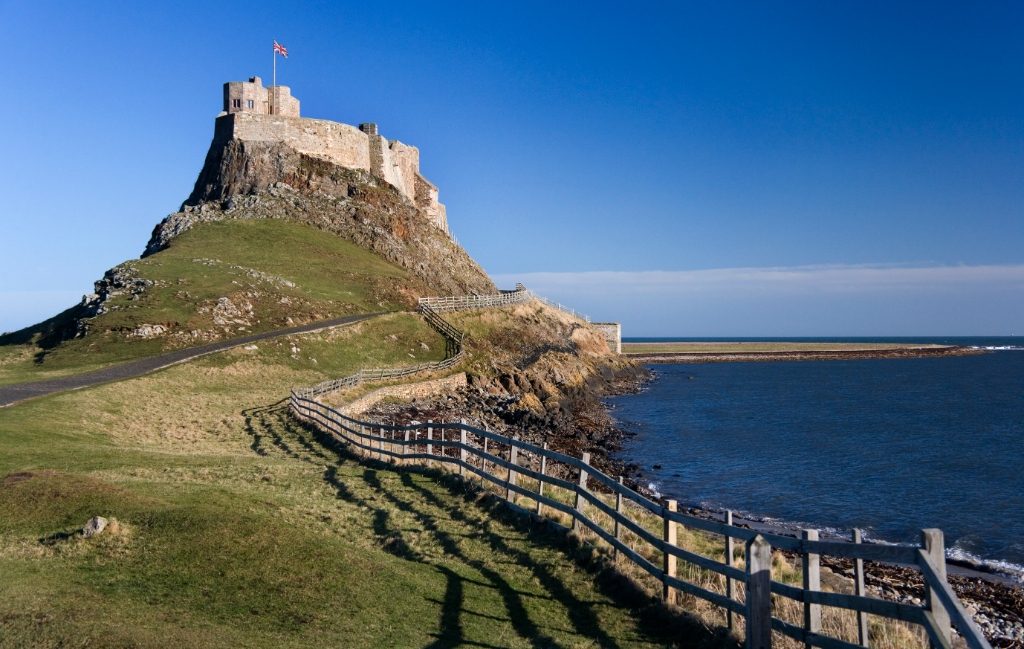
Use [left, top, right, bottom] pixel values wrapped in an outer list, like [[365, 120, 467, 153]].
[[0, 313, 379, 408]]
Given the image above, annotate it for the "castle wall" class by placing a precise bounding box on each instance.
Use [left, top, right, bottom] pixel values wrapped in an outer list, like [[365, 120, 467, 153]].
[[227, 112, 371, 172], [386, 141, 420, 201], [225, 81, 269, 114], [269, 86, 300, 117], [219, 110, 448, 234], [224, 77, 300, 117]]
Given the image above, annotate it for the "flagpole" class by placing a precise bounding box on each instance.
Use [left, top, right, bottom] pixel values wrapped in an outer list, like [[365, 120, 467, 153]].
[[271, 46, 276, 115]]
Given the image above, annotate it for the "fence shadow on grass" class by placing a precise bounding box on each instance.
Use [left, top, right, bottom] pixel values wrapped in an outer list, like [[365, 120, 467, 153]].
[[242, 400, 738, 649]]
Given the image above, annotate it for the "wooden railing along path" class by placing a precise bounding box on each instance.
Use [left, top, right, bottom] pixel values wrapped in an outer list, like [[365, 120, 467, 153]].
[[288, 290, 989, 649], [418, 284, 590, 323]]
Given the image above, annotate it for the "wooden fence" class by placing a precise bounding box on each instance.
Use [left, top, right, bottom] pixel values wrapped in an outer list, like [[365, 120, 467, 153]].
[[525, 291, 591, 323], [296, 303, 464, 398], [418, 285, 591, 323], [288, 393, 991, 649], [288, 289, 989, 649], [417, 288, 533, 312]]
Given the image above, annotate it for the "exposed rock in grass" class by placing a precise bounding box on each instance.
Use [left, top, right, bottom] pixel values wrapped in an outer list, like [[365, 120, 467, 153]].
[[81, 516, 108, 538]]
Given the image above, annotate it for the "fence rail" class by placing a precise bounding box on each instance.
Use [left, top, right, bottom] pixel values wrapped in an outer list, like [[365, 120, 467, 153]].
[[417, 288, 532, 312], [418, 285, 591, 323], [288, 394, 992, 649], [302, 286, 589, 399], [525, 291, 591, 323], [296, 302, 465, 398], [287, 287, 989, 649]]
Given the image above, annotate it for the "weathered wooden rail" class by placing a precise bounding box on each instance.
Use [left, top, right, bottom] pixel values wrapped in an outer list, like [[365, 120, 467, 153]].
[[289, 288, 989, 649], [418, 285, 591, 323], [297, 303, 464, 398], [288, 395, 990, 649], [417, 288, 532, 312]]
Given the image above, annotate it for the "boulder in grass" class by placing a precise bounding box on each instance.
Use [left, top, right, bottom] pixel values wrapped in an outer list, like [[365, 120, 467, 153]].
[[81, 516, 108, 538]]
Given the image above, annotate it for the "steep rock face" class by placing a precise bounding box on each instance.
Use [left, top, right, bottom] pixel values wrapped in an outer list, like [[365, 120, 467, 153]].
[[147, 139, 494, 297]]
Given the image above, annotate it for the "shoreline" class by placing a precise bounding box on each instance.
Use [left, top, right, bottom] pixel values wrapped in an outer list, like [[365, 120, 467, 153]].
[[608, 361, 1022, 644], [358, 367, 1023, 643], [625, 344, 983, 364]]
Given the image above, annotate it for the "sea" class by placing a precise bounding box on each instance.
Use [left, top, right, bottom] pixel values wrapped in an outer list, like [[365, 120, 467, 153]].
[[607, 337, 1024, 582]]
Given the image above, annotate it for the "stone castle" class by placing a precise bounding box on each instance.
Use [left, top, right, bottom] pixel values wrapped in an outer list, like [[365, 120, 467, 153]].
[[218, 76, 448, 234]]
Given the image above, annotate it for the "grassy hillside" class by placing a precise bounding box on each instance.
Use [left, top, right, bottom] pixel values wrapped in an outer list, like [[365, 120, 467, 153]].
[[0, 219, 428, 386], [0, 313, 713, 648]]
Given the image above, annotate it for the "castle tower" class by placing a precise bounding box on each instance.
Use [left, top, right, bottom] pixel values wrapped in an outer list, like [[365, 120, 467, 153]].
[[215, 76, 447, 235], [223, 76, 300, 117]]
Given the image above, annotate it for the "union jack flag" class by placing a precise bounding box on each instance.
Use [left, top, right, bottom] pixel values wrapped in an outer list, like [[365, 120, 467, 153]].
[[273, 40, 288, 58]]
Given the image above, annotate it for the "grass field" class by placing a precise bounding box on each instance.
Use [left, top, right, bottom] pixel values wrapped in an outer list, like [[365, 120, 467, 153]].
[[0, 312, 723, 648], [621, 342, 945, 355], [0, 219, 426, 387]]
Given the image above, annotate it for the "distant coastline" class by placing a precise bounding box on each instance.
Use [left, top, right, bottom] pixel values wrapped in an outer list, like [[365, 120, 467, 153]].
[[622, 342, 983, 363]]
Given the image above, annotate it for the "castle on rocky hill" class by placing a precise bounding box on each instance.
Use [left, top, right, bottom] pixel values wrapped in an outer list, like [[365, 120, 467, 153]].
[[217, 76, 448, 234]]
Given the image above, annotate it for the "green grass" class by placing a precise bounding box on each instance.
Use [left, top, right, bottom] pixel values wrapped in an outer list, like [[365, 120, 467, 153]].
[[0, 219, 427, 386], [0, 313, 721, 648]]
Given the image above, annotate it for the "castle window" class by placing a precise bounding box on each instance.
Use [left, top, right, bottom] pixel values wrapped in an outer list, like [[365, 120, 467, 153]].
[[232, 98, 241, 109], [247, 99, 254, 109]]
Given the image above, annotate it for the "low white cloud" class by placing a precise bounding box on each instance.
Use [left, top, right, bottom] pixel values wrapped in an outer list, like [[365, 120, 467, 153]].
[[492, 264, 1024, 336]]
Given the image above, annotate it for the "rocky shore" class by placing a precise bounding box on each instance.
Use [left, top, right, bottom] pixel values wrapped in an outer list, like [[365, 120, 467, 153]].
[[362, 367, 1022, 647]]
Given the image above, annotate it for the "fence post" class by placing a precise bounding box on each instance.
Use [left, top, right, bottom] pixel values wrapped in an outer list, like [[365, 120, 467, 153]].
[[387, 421, 395, 463], [573, 452, 591, 533], [460, 427, 467, 477], [663, 499, 678, 604], [483, 434, 489, 473], [613, 476, 624, 562], [403, 429, 410, 466], [853, 528, 869, 647], [536, 443, 549, 516], [746, 535, 773, 649], [427, 421, 434, 467], [726, 510, 736, 631], [922, 529, 951, 648], [506, 441, 519, 503], [802, 529, 821, 648]]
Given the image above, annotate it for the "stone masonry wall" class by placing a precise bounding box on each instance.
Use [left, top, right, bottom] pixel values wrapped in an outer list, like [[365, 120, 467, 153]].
[[592, 323, 622, 354], [227, 112, 372, 172], [223, 112, 447, 232]]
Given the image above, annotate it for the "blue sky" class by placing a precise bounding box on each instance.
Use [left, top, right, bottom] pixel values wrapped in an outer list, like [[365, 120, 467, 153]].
[[1, 1, 1021, 335]]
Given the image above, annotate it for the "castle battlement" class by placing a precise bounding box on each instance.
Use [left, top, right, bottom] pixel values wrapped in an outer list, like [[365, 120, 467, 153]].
[[223, 76, 300, 117], [217, 77, 447, 234]]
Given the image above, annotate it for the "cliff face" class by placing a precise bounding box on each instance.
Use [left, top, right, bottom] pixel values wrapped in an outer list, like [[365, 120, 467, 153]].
[[147, 132, 494, 297]]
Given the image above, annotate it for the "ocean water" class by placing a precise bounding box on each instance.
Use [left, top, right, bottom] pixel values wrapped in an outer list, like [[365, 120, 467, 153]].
[[607, 338, 1024, 580]]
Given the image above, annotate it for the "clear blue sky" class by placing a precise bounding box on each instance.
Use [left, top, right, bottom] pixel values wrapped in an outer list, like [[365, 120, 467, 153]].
[[1, 1, 1022, 335]]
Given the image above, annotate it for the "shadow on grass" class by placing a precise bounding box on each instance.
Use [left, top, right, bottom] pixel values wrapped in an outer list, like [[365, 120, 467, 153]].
[[39, 529, 80, 545], [243, 400, 739, 649]]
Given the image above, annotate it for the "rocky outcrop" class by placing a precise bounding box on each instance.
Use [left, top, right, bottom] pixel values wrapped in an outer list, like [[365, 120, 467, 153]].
[[1, 263, 158, 347], [363, 302, 648, 477], [146, 139, 494, 297]]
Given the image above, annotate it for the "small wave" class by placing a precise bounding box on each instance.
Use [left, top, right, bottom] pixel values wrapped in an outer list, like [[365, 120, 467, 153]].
[[947, 546, 1024, 583], [971, 345, 1024, 351]]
